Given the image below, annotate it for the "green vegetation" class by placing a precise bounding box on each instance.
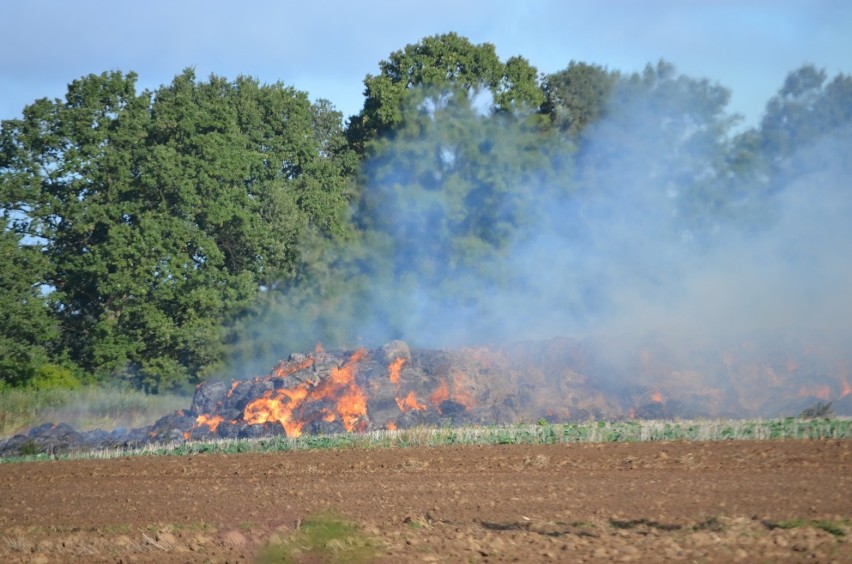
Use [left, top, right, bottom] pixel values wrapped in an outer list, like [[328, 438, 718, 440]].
[[762, 518, 849, 538], [2, 31, 852, 393], [257, 513, 380, 564], [2, 417, 849, 463]]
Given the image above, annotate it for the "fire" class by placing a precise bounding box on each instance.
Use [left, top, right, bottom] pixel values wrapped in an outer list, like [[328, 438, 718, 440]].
[[239, 348, 370, 436], [386, 421, 397, 430], [798, 384, 831, 401], [651, 390, 664, 403], [430, 379, 449, 407], [270, 356, 315, 378], [196, 413, 224, 433], [330, 349, 369, 432], [428, 375, 475, 412], [388, 357, 406, 386], [842, 378, 852, 399], [226, 380, 240, 398], [244, 387, 309, 437], [395, 391, 426, 413], [450, 373, 476, 410]]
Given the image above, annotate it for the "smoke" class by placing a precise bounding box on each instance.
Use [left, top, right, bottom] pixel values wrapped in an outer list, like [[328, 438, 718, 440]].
[[228, 70, 852, 389]]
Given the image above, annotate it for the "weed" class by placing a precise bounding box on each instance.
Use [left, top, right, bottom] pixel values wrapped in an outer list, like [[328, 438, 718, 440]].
[[17, 440, 40, 457], [799, 401, 834, 419], [763, 518, 848, 537], [257, 513, 379, 563]]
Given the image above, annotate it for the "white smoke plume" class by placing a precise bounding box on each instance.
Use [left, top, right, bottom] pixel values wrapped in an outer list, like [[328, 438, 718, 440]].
[[229, 68, 852, 411]]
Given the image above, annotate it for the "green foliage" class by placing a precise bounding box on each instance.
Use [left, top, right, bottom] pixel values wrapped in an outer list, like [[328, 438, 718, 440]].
[[17, 440, 40, 457], [258, 513, 379, 563], [758, 66, 852, 161], [29, 363, 81, 391], [5, 417, 846, 462], [763, 518, 848, 538], [541, 61, 620, 137], [0, 219, 59, 387], [574, 61, 738, 241], [340, 82, 573, 341], [347, 32, 544, 154], [1, 70, 353, 391], [2, 36, 851, 395]]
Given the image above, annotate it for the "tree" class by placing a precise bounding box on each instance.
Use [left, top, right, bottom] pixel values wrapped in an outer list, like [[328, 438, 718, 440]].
[[541, 61, 620, 138], [725, 66, 852, 230], [346, 32, 544, 155], [0, 219, 60, 387], [0, 70, 354, 391], [747, 66, 852, 173], [340, 77, 575, 344], [574, 61, 738, 237]]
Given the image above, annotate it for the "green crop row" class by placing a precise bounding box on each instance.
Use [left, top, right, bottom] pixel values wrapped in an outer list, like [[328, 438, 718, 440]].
[[3, 416, 849, 463]]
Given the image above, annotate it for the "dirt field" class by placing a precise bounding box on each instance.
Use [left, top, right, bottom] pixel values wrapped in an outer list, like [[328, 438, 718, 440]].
[[1, 439, 850, 562]]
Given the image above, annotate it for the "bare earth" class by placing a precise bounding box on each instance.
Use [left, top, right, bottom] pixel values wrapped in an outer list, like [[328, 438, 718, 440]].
[[1, 440, 850, 562]]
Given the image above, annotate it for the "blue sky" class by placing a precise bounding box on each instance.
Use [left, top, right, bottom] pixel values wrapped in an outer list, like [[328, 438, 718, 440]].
[[1, 0, 850, 131]]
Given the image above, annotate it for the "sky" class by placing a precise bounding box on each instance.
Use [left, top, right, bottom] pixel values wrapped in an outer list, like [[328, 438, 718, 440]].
[[1, 0, 850, 131]]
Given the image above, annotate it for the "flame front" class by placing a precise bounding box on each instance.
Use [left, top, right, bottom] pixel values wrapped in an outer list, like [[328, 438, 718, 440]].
[[331, 349, 369, 432], [196, 413, 224, 433], [388, 357, 405, 386], [396, 391, 426, 413], [244, 387, 309, 437], [428, 375, 475, 412], [241, 348, 369, 436], [430, 379, 449, 407]]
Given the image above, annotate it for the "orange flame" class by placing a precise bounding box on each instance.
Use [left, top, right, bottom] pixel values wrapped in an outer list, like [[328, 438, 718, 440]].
[[842, 378, 852, 399], [388, 357, 406, 386], [798, 384, 831, 401], [270, 356, 315, 378], [244, 387, 309, 437], [430, 379, 449, 407], [196, 413, 224, 433], [386, 421, 397, 431], [329, 349, 369, 432], [429, 375, 474, 412], [450, 374, 476, 410], [315, 342, 324, 353], [240, 349, 369, 436], [651, 390, 663, 403], [395, 391, 426, 413]]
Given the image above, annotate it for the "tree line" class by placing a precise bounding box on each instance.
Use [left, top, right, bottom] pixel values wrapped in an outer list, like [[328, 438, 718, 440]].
[[2, 32, 850, 392]]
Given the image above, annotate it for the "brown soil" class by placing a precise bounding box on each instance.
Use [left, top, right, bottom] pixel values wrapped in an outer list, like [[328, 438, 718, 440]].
[[1, 440, 850, 562]]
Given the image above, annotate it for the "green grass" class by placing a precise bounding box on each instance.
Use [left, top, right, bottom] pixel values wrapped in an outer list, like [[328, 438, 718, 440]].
[[2, 416, 849, 463], [0, 386, 188, 437], [257, 513, 379, 563]]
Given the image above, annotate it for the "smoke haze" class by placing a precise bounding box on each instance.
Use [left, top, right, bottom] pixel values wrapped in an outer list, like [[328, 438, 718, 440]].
[[229, 69, 852, 416]]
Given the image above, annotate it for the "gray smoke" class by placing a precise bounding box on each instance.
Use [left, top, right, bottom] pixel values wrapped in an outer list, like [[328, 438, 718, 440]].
[[229, 73, 852, 393]]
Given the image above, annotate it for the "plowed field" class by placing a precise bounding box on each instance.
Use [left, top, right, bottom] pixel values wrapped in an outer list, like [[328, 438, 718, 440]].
[[1, 440, 850, 562]]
